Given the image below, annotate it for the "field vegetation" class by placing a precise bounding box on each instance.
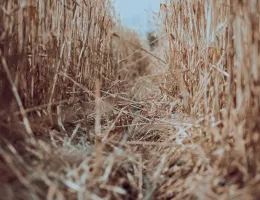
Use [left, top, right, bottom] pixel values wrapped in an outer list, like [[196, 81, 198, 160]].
[[0, 0, 259, 199]]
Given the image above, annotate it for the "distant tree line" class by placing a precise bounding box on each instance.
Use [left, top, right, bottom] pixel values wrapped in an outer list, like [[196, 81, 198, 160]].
[[146, 31, 159, 50]]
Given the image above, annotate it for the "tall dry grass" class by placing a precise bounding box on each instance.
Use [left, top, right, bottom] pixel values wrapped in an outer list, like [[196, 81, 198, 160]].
[[0, 0, 152, 199], [0, 0, 116, 109], [0, 0, 119, 139], [227, 0, 260, 178], [0, 0, 260, 199], [157, 0, 260, 198], [161, 0, 228, 116], [113, 27, 150, 87]]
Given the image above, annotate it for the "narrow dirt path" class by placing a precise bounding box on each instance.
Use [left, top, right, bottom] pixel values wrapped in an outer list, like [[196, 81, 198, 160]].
[[96, 50, 205, 199]]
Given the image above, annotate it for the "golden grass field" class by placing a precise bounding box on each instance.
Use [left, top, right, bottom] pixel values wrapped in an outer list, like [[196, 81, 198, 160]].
[[0, 0, 259, 199]]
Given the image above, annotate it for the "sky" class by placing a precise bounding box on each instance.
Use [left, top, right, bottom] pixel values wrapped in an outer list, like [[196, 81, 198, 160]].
[[113, 0, 163, 36]]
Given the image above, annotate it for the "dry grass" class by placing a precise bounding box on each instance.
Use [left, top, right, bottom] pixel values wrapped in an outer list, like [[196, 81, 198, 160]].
[[156, 0, 260, 199], [0, 0, 260, 200]]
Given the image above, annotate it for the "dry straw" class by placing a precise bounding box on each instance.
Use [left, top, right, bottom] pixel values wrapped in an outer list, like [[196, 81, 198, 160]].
[[0, 0, 259, 199], [156, 0, 260, 199]]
